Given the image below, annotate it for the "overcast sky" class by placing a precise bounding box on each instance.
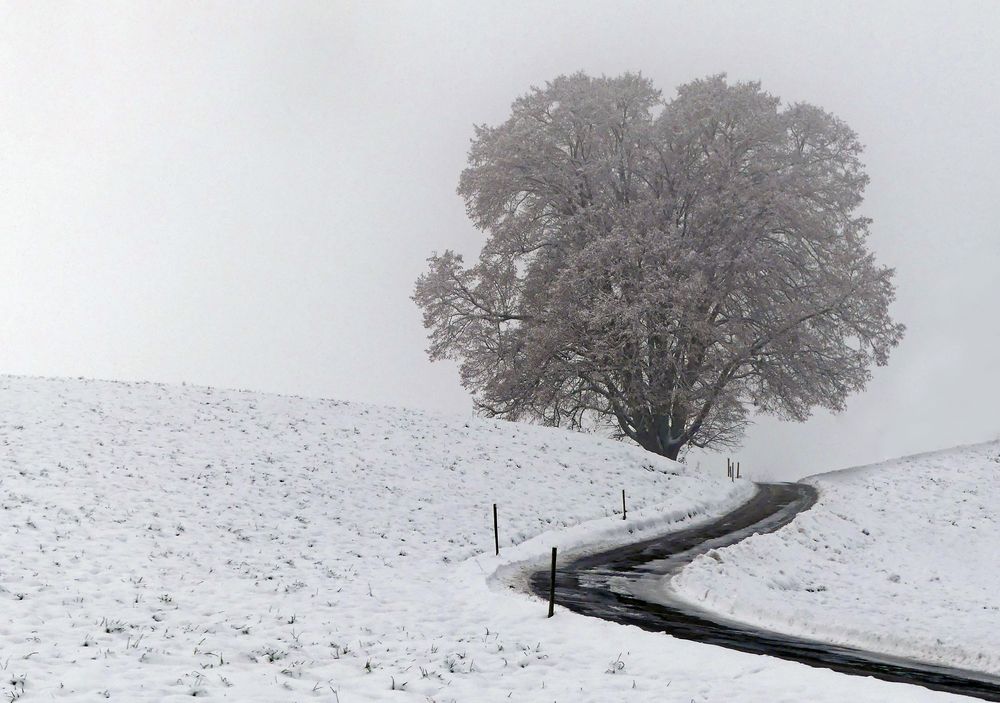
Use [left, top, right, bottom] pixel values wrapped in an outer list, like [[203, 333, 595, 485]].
[[2, 1, 998, 480]]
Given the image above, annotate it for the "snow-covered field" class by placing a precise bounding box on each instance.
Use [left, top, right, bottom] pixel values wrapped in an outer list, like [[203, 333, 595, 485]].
[[0, 375, 974, 701], [673, 441, 1000, 677]]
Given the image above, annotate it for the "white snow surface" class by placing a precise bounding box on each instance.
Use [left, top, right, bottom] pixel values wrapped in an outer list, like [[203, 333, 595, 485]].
[[0, 375, 972, 701], [673, 441, 1000, 677]]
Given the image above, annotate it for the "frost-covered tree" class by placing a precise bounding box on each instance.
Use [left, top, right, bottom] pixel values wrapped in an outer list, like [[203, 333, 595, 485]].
[[414, 73, 904, 460]]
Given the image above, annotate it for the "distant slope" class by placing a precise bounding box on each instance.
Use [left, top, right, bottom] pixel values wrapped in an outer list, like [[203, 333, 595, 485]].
[[672, 441, 1000, 676]]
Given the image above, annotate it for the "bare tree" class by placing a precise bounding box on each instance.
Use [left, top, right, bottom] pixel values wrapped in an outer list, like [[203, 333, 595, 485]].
[[414, 73, 904, 460]]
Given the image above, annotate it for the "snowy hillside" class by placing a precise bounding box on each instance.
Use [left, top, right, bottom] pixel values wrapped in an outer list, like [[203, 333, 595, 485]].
[[672, 442, 1000, 676], [0, 376, 973, 701]]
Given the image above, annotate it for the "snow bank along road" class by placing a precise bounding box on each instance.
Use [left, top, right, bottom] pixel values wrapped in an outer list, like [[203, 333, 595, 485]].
[[529, 482, 1000, 701]]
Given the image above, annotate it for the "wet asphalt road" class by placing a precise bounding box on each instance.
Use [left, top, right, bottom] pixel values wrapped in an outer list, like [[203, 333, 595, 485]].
[[528, 482, 1000, 701]]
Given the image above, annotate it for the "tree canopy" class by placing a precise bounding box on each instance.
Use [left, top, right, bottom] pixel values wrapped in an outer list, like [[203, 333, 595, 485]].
[[414, 73, 904, 460]]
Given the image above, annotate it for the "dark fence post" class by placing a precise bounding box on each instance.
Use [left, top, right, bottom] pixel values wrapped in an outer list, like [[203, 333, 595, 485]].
[[493, 503, 499, 556], [547, 547, 557, 618], [622, 489, 627, 520], [737, 462, 741, 479]]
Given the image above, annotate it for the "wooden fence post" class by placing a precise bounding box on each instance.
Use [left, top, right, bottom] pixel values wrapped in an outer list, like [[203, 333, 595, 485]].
[[622, 489, 627, 520], [547, 547, 557, 618], [493, 503, 499, 556]]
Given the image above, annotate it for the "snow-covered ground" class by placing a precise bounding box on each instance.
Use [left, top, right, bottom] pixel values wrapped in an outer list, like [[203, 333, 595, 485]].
[[673, 441, 1000, 677], [0, 375, 973, 701]]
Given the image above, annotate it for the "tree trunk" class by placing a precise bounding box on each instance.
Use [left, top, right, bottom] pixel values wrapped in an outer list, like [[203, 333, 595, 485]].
[[635, 430, 683, 461]]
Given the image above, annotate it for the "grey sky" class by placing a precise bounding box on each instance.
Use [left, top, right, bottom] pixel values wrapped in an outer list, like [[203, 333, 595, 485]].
[[2, 1, 998, 479]]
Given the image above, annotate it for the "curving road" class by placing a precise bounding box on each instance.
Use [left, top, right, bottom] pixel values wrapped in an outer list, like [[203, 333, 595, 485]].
[[528, 482, 1000, 701]]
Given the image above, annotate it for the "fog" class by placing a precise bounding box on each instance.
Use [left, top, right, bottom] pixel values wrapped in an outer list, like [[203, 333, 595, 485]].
[[2, 1, 998, 479]]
